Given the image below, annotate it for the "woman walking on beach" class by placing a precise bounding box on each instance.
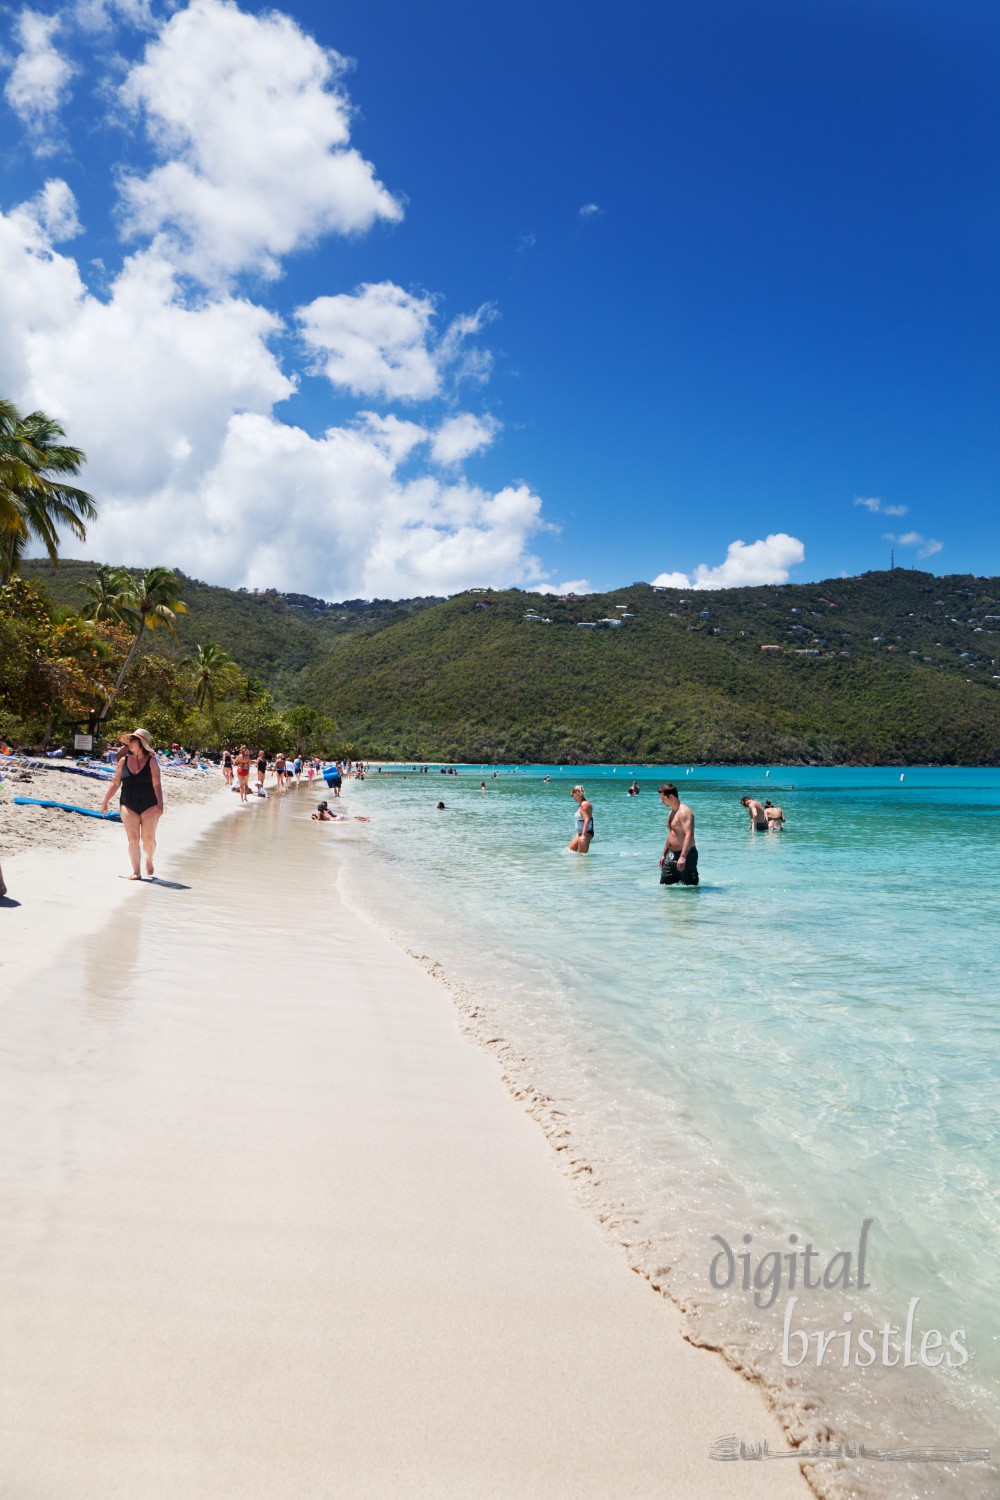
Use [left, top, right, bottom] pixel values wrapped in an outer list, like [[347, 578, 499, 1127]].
[[222, 747, 233, 787], [235, 746, 252, 802], [101, 728, 163, 879]]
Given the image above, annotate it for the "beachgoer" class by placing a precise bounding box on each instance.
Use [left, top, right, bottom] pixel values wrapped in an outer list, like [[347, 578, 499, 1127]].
[[436, 801, 445, 810], [235, 745, 251, 802], [480, 782, 486, 792], [628, 780, 640, 796], [329, 763, 342, 797], [312, 801, 371, 823], [255, 749, 267, 793], [101, 728, 163, 879], [222, 748, 233, 786], [764, 800, 785, 828], [568, 785, 595, 853], [274, 752, 287, 789], [293, 755, 302, 785], [658, 784, 699, 886], [741, 795, 769, 831], [0, 861, 6, 898]]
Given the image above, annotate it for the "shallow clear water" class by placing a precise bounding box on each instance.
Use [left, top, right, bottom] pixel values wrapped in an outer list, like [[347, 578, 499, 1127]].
[[333, 763, 1000, 1496]]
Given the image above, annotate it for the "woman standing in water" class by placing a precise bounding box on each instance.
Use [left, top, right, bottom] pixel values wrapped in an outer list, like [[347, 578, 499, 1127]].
[[101, 728, 163, 879], [568, 785, 595, 853]]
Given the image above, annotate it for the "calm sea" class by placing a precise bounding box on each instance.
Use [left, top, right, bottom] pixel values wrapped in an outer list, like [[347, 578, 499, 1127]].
[[331, 764, 1000, 1499]]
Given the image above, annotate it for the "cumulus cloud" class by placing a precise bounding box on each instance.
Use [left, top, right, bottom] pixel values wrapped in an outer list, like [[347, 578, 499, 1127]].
[[90, 413, 545, 597], [431, 412, 500, 467], [117, 0, 402, 280], [884, 530, 943, 560], [18, 178, 83, 240], [3, 9, 75, 150], [74, 0, 157, 32], [577, 203, 602, 220], [0, 192, 543, 597], [652, 533, 805, 591], [298, 282, 494, 401], [854, 495, 908, 517], [0, 0, 551, 599]]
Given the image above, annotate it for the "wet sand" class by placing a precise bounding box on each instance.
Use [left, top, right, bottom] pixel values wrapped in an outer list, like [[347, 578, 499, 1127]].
[[0, 788, 812, 1499]]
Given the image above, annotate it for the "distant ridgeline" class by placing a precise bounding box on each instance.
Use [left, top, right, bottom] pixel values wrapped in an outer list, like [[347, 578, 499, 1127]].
[[25, 561, 1000, 765]]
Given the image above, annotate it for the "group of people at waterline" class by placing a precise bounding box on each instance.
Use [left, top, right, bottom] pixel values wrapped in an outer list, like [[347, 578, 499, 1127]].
[[567, 782, 786, 886], [96, 733, 782, 888], [99, 731, 364, 879], [223, 747, 356, 802]]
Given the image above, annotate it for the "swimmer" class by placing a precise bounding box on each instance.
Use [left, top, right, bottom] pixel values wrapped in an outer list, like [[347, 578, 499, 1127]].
[[741, 796, 769, 831], [436, 801, 445, 810], [568, 785, 594, 853], [764, 800, 785, 828], [658, 784, 699, 886], [312, 801, 371, 823]]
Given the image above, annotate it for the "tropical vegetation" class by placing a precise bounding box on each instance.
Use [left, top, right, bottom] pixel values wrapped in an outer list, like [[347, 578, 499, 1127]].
[[3, 394, 997, 762]]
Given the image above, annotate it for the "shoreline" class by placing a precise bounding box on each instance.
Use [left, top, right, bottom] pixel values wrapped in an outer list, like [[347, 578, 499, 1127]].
[[0, 778, 814, 1498], [329, 769, 1000, 1500]]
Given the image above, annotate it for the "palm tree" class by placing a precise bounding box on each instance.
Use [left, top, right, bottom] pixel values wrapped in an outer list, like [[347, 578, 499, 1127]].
[[180, 642, 236, 713], [79, 564, 133, 624], [99, 567, 188, 718], [0, 402, 96, 582]]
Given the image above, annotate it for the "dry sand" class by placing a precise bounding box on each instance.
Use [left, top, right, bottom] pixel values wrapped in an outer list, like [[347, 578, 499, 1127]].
[[0, 779, 813, 1499]]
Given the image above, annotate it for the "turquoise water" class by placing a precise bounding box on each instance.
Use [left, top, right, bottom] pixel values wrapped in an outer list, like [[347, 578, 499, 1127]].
[[333, 764, 1000, 1494]]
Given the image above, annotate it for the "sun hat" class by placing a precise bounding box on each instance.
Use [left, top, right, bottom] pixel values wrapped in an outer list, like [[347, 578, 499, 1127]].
[[131, 728, 154, 753]]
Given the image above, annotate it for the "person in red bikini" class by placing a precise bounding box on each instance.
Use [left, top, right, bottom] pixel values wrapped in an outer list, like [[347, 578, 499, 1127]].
[[234, 745, 251, 803]]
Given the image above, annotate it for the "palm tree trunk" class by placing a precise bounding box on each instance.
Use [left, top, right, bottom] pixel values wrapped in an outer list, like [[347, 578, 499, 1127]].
[[98, 619, 146, 721]]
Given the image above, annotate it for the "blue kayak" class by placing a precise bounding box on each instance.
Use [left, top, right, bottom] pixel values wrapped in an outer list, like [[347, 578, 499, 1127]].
[[13, 797, 121, 822]]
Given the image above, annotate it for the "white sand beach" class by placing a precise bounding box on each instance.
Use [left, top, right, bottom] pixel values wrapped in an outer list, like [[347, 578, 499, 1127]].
[[0, 782, 813, 1499]]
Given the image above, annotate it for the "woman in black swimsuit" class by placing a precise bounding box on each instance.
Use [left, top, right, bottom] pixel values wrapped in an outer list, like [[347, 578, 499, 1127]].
[[101, 727, 163, 879]]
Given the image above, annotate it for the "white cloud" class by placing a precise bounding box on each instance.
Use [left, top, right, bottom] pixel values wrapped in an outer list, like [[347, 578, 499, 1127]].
[[885, 530, 943, 560], [298, 282, 439, 400], [89, 413, 546, 598], [19, 178, 82, 240], [298, 281, 494, 401], [3, 9, 75, 150], [553, 579, 591, 593], [854, 495, 908, 516], [0, 2, 551, 600], [653, 533, 805, 591], [0, 193, 545, 598], [117, 0, 402, 280], [431, 412, 499, 467], [74, 0, 157, 32], [577, 203, 602, 220]]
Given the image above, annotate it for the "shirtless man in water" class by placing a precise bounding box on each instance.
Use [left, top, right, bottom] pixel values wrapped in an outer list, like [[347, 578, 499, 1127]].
[[659, 784, 699, 885], [741, 795, 769, 830]]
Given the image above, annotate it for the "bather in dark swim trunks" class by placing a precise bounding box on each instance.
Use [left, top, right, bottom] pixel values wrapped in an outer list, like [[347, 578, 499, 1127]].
[[660, 845, 699, 886]]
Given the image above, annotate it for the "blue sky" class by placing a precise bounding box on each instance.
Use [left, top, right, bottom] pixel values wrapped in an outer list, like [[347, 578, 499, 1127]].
[[1, 0, 996, 598]]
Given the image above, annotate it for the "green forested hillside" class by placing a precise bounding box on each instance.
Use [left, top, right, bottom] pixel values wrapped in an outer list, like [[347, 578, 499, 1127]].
[[23, 561, 1000, 763]]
